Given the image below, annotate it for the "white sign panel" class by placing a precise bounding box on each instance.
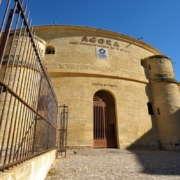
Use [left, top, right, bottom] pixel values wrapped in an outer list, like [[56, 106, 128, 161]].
[[96, 47, 108, 59]]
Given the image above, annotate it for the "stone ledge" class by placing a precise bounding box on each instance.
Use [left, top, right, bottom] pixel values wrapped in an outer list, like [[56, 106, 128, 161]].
[[0, 149, 56, 180], [151, 78, 178, 84], [67, 146, 93, 149]]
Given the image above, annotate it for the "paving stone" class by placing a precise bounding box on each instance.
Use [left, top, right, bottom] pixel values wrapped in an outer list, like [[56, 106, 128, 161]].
[[45, 149, 180, 180]]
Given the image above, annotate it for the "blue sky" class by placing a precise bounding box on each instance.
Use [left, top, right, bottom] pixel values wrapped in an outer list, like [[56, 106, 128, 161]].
[[1, 0, 180, 80]]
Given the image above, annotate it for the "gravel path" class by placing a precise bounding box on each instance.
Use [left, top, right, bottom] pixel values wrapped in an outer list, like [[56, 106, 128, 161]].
[[46, 149, 180, 180]]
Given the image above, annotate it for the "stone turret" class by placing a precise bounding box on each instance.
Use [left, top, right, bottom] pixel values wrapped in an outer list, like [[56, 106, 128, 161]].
[[142, 55, 180, 150]]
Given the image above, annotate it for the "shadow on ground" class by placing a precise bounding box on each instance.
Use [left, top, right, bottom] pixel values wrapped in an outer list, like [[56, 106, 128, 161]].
[[127, 128, 180, 175]]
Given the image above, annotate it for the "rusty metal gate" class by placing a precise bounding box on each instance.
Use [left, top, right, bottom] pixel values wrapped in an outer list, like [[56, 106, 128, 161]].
[[93, 96, 107, 148], [57, 105, 68, 157], [0, 0, 58, 171], [93, 95, 117, 148]]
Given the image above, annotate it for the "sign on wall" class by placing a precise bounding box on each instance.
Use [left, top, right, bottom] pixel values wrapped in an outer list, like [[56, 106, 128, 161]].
[[96, 47, 108, 59]]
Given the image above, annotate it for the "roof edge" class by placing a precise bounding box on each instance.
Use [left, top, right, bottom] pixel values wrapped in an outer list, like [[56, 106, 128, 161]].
[[34, 25, 163, 55]]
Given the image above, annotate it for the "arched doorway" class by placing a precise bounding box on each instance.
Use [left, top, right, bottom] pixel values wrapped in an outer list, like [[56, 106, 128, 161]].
[[93, 90, 117, 148]]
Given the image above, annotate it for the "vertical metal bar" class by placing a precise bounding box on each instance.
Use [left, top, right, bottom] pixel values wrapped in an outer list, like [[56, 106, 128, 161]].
[[13, 11, 31, 160], [46, 89, 50, 149], [22, 26, 38, 156], [10, 5, 27, 156], [12, 100, 22, 161], [9, 8, 27, 162], [104, 106, 106, 147], [27, 29, 38, 108], [0, 3, 17, 68], [54, 105, 58, 149], [21, 107, 29, 158], [32, 75, 42, 154], [99, 106, 101, 139], [99, 105, 100, 139], [18, 105, 27, 159], [97, 106, 99, 139], [97, 105, 99, 139], [21, 104, 34, 159], [24, 107, 33, 157], [8, 9, 24, 93], [61, 107, 63, 154], [65, 106, 68, 157], [22, 22, 34, 103], [19, 18, 31, 100], [0, 7, 18, 126], [103, 106, 104, 139], [3, 7, 23, 164], [62, 106, 64, 154], [0, 3, 18, 162], [102, 106, 103, 139], [93, 105, 95, 139], [101, 106, 103, 139], [98, 105, 99, 139], [25, 109, 35, 157], [44, 87, 49, 149], [102, 106, 104, 139], [0, 0, 11, 39], [30, 34, 42, 110], [100, 106, 102, 139], [11, 6, 27, 95], [95, 105, 97, 139], [0, 0, 58, 170], [95, 105, 96, 139], [16, 11, 30, 98], [94, 104, 96, 139], [60, 107, 62, 155]]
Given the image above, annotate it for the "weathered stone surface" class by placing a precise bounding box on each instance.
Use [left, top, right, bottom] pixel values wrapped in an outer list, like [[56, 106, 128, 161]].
[[0, 149, 56, 180], [34, 26, 163, 149], [142, 55, 180, 150]]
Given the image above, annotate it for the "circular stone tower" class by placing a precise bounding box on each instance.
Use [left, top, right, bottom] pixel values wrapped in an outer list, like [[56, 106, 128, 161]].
[[142, 55, 180, 150]]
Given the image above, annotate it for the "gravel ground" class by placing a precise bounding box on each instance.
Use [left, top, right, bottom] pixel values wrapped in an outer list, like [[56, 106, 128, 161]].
[[45, 148, 180, 180]]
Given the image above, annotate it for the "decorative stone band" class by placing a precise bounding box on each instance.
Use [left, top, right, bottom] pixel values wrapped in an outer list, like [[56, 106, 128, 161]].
[[150, 73, 179, 84], [150, 78, 179, 84]]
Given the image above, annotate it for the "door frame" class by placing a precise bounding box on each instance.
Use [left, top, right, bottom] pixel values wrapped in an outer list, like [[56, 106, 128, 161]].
[[93, 91, 117, 148]]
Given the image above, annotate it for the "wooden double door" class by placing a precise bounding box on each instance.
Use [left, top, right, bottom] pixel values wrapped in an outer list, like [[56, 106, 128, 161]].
[[93, 92, 117, 148]]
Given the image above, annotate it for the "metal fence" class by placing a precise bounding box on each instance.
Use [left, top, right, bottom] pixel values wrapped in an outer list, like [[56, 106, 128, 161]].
[[0, 0, 58, 170], [57, 105, 68, 157]]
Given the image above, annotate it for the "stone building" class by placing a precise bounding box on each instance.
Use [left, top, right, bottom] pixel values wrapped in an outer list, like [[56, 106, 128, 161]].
[[33, 25, 180, 150]]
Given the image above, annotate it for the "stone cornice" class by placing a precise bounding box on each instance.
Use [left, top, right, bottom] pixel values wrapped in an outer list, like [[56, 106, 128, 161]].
[[34, 25, 162, 55]]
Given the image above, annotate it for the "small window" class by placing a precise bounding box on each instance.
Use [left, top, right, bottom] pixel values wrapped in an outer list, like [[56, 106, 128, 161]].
[[45, 46, 55, 54], [157, 108, 160, 115], [147, 102, 154, 115], [148, 65, 151, 70]]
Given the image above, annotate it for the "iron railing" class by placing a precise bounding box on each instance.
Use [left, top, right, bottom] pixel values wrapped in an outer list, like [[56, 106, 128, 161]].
[[57, 105, 68, 157], [0, 0, 58, 170]]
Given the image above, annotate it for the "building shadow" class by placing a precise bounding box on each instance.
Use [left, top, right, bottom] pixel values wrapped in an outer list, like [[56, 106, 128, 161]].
[[126, 83, 180, 175], [127, 131, 180, 175]]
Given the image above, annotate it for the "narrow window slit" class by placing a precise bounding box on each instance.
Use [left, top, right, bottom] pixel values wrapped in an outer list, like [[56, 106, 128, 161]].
[[157, 108, 160, 115], [147, 102, 153, 115]]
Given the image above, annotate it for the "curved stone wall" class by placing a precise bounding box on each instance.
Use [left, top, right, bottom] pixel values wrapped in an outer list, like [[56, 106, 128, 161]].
[[33, 26, 166, 149], [142, 55, 180, 150]]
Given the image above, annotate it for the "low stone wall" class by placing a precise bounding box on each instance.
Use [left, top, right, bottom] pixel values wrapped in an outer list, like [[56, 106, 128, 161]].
[[0, 149, 56, 180]]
